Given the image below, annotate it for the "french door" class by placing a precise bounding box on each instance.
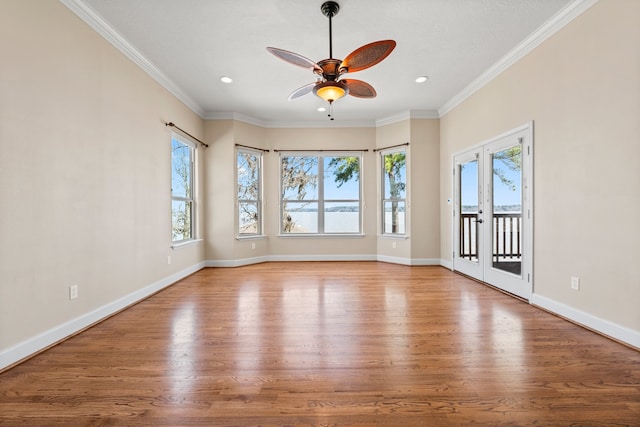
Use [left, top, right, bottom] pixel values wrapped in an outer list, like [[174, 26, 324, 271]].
[[453, 124, 533, 300]]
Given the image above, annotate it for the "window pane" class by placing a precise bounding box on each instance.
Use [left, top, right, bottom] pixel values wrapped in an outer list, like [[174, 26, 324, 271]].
[[172, 200, 192, 241], [383, 152, 406, 199], [171, 138, 192, 198], [492, 145, 522, 276], [281, 156, 318, 201], [324, 202, 359, 233], [383, 201, 405, 234], [283, 202, 318, 233], [237, 152, 259, 201], [238, 202, 258, 234], [492, 146, 522, 212], [324, 156, 360, 200], [460, 159, 478, 213]]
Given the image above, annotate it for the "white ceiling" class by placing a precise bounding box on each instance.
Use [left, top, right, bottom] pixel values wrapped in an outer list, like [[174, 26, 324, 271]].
[[69, 0, 576, 125]]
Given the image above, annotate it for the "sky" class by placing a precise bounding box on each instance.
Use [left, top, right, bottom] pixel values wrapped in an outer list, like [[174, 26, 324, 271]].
[[460, 157, 522, 209]]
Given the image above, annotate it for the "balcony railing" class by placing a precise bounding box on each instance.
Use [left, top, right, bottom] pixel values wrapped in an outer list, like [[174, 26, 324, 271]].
[[460, 213, 479, 261], [460, 213, 522, 263]]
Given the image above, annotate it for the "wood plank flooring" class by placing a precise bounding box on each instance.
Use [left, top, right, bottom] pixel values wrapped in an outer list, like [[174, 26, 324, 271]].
[[0, 262, 638, 426]]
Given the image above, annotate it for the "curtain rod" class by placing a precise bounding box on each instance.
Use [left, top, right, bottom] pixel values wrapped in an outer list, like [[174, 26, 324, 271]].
[[373, 142, 409, 152], [235, 143, 269, 153], [165, 122, 208, 148], [273, 149, 369, 153]]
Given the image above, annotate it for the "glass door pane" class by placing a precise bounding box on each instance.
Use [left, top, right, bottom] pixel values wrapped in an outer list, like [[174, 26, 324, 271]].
[[460, 158, 479, 263], [453, 149, 484, 282], [491, 145, 522, 276]]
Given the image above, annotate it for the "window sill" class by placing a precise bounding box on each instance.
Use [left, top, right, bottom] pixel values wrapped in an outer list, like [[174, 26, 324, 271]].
[[171, 239, 203, 250], [378, 234, 409, 240], [236, 235, 267, 241], [278, 233, 365, 239]]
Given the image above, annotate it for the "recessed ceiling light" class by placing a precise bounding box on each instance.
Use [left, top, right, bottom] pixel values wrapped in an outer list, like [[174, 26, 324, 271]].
[[415, 76, 429, 83], [220, 76, 233, 84], [317, 107, 327, 112]]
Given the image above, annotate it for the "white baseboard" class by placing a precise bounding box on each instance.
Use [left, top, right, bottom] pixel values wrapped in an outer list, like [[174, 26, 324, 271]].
[[7, 261, 634, 371], [530, 294, 640, 349], [207, 254, 377, 267], [440, 259, 453, 270], [0, 262, 206, 371], [410, 258, 443, 266], [268, 254, 378, 262], [206, 255, 444, 267], [206, 256, 270, 267]]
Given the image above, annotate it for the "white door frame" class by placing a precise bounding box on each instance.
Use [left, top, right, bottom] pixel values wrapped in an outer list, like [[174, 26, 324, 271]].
[[452, 122, 534, 300]]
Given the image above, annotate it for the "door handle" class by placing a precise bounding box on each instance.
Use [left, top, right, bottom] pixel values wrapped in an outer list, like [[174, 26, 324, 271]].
[[477, 219, 484, 224]]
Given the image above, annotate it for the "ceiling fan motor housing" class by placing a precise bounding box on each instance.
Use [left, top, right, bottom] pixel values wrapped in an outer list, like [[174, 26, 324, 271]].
[[316, 58, 342, 81]]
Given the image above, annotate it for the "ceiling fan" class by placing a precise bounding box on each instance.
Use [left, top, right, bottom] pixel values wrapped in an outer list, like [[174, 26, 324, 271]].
[[267, 1, 396, 119]]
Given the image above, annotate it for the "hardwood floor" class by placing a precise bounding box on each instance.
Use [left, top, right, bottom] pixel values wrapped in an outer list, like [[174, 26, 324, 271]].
[[1, 262, 638, 426]]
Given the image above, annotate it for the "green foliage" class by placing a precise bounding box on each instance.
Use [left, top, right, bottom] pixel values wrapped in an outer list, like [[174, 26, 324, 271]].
[[328, 156, 360, 187], [384, 152, 406, 197], [493, 146, 521, 191]]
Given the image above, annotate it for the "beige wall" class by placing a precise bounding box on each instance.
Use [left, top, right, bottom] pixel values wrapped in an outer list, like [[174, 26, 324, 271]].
[[204, 124, 382, 262], [410, 119, 441, 261], [376, 121, 412, 259], [264, 127, 379, 258], [0, 1, 205, 352], [374, 119, 441, 262], [202, 120, 441, 265], [440, 0, 640, 332]]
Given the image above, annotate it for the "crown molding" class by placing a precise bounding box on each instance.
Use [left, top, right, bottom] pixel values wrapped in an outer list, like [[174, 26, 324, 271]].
[[263, 119, 377, 129], [438, 0, 599, 117], [206, 113, 269, 128], [207, 110, 439, 129], [376, 110, 440, 127], [206, 112, 376, 128], [60, 0, 597, 127], [58, 0, 206, 118]]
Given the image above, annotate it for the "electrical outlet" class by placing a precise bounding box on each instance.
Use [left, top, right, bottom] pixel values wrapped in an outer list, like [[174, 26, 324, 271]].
[[571, 276, 580, 291], [167, 255, 172, 265], [69, 285, 78, 300], [392, 241, 397, 249], [251, 242, 256, 250]]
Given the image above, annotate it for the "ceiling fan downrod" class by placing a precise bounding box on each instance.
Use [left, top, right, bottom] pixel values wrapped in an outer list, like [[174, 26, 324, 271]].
[[321, 1, 340, 59]]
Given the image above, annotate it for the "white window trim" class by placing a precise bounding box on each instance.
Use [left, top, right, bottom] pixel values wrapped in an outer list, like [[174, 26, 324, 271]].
[[380, 147, 408, 236], [236, 146, 264, 238], [171, 132, 197, 244], [279, 151, 364, 236]]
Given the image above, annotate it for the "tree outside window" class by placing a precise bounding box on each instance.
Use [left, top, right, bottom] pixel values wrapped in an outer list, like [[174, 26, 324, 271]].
[[171, 135, 195, 242], [237, 149, 262, 235], [381, 150, 406, 234], [280, 153, 361, 234]]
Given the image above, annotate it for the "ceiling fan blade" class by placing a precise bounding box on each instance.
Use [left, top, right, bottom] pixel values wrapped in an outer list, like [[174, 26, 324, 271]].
[[267, 47, 322, 73], [343, 79, 376, 98], [288, 82, 317, 100], [340, 40, 396, 74]]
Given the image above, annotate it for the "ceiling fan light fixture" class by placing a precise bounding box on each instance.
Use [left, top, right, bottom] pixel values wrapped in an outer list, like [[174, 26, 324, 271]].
[[313, 81, 348, 103], [266, 1, 396, 119]]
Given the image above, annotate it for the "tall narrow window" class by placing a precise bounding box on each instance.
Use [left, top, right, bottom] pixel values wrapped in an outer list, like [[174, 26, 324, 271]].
[[237, 148, 262, 236], [280, 152, 362, 234], [381, 148, 407, 234], [171, 134, 195, 242]]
